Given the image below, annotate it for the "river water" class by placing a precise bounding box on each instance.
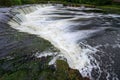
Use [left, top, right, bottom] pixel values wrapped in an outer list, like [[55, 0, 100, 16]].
[[1, 4, 120, 80]]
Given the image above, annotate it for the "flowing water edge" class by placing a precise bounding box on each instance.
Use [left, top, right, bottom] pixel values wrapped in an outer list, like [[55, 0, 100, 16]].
[[0, 4, 120, 80]]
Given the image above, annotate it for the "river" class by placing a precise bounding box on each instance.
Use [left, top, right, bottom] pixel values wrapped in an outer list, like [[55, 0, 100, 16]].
[[0, 4, 120, 80]]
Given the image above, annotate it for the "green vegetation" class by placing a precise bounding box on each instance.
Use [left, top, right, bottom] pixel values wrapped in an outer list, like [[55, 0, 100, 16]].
[[0, 0, 119, 6], [80, 0, 113, 5], [0, 0, 22, 6], [0, 0, 120, 14]]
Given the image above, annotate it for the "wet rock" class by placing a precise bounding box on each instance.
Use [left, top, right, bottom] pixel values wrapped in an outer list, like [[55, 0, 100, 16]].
[[55, 60, 90, 80]]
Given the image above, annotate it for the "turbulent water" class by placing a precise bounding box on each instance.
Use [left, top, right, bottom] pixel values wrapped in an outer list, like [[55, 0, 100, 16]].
[[2, 4, 120, 80]]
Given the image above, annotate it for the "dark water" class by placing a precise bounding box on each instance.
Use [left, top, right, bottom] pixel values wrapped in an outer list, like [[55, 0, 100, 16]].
[[0, 5, 120, 80]]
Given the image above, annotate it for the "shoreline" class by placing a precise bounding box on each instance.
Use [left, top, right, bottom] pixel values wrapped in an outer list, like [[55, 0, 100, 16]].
[[62, 3, 120, 14]]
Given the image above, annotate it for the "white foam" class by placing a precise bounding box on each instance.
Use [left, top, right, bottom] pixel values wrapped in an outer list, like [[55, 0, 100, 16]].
[[35, 51, 55, 58]]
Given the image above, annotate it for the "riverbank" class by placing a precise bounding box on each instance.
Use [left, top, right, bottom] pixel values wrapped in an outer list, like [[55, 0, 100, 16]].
[[96, 5, 120, 14], [62, 2, 120, 14], [0, 1, 120, 14]]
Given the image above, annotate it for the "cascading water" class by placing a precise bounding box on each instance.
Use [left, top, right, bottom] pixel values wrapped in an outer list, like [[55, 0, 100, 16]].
[[5, 4, 120, 80]]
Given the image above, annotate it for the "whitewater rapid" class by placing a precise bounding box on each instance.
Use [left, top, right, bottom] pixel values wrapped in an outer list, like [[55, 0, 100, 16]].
[[8, 5, 120, 80]]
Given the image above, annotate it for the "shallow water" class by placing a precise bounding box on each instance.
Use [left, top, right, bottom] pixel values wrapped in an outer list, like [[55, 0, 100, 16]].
[[1, 4, 120, 80]]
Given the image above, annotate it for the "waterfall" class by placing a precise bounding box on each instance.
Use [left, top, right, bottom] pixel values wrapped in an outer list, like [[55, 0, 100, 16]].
[[8, 4, 99, 79], [6, 4, 120, 80]]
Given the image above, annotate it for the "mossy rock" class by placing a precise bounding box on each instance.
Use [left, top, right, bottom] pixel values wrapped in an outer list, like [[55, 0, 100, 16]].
[[0, 58, 89, 80], [55, 60, 86, 80]]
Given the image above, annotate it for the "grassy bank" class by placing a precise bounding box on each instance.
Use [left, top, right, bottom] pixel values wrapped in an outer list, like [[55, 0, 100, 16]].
[[96, 4, 120, 14], [62, 2, 120, 14], [0, 0, 120, 14]]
